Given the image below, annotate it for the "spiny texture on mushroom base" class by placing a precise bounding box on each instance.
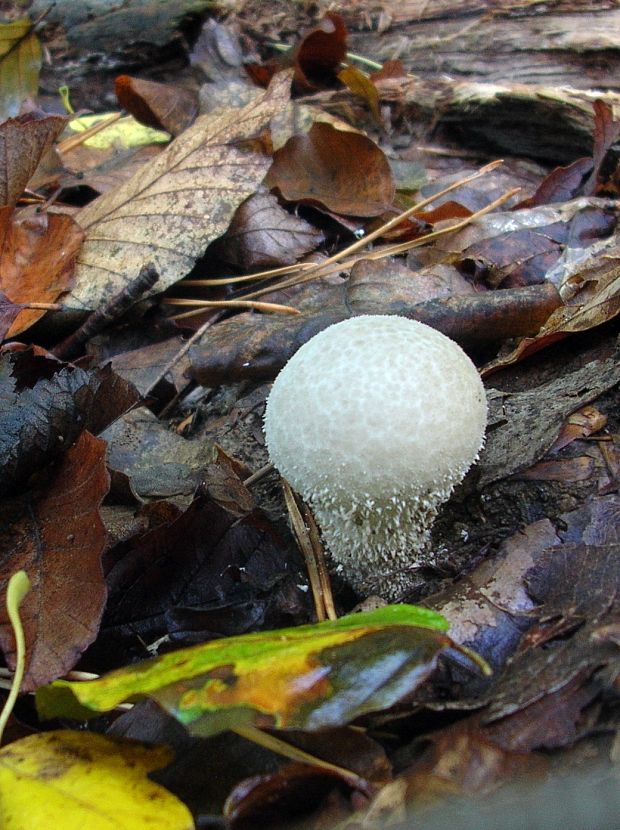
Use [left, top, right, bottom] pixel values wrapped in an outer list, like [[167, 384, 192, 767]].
[[264, 315, 487, 601]]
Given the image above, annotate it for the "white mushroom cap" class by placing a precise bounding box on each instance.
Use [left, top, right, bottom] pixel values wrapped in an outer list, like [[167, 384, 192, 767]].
[[264, 315, 487, 599]]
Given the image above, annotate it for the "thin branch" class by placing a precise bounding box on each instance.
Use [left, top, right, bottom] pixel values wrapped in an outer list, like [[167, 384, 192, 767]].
[[52, 263, 159, 360]]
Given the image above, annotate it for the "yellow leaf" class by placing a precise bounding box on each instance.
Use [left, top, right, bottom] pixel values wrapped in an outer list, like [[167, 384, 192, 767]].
[[0, 731, 194, 830], [64, 70, 293, 311], [66, 113, 170, 149], [0, 19, 41, 119]]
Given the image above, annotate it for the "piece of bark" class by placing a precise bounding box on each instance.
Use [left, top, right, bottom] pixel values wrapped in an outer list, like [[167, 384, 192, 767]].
[[371, 78, 620, 163], [189, 282, 561, 386], [339, 2, 620, 91]]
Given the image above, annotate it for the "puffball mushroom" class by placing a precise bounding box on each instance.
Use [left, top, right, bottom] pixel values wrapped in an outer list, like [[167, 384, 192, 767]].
[[264, 315, 487, 600]]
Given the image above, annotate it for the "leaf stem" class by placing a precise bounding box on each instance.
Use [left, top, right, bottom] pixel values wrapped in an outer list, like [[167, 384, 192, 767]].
[[231, 724, 373, 796], [0, 571, 31, 745]]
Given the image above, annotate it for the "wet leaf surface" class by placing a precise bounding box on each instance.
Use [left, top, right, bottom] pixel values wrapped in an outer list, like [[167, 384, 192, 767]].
[[102, 407, 215, 498], [38, 606, 452, 734], [0, 350, 137, 495], [94, 486, 309, 668]]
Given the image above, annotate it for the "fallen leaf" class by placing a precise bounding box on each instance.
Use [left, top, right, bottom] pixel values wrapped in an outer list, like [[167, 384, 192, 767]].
[[0, 432, 109, 691], [479, 358, 620, 486], [516, 456, 595, 482], [101, 407, 215, 498], [64, 70, 292, 311], [515, 158, 593, 209], [551, 404, 608, 452], [0, 350, 136, 496], [426, 519, 559, 671], [0, 19, 41, 120], [403, 727, 544, 803], [0, 730, 194, 830], [96, 487, 308, 666], [482, 247, 620, 374], [515, 100, 620, 208], [115, 75, 198, 136], [58, 143, 165, 196], [0, 206, 84, 337], [215, 189, 325, 269], [190, 18, 244, 83], [37, 605, 452, 734], [97, 334, 191, 397], [0, 291, 22, 340], [0, 112, 67, 208], [338, 65, 381, 122], [293, 12, 347, 90], [266, 121, 395, 217], [64, 113, 169, 150], [0, 350, 97, 496]]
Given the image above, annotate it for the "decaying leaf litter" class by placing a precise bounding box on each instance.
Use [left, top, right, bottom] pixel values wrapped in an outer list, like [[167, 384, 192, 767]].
[[0, 3, 619, 828]]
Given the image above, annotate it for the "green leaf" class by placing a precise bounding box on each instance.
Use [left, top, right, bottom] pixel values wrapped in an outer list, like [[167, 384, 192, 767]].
[[37, 605, 451, 736], [0, 20, 42, 120]]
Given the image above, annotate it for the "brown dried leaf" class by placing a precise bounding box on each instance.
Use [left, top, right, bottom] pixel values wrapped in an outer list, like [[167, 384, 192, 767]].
[[479, 358, 620, 486], [516, 456, 595, 482], [0, 432, 109, 691], [101, 406, 214, 499], [266, 121, 394, 217], [427, 519, 559, 668], [64, 71, 293, 311], [0, 206, 84, 337], [551, 404, 608, 452], [0, 290, 21, 340], [483, 250, 620, 375], [0, 349, 98, 496], [0, 112, 67, 208], [115, 75, 198, 136], [588, 98, 620, 195], [215, 190, 325, 269], [293, 12, 347, 91], [515, 158, 593, 209], [97, 489, 308, 664]]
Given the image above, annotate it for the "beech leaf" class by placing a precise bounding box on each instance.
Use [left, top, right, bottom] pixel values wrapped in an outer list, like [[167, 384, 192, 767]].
[[215, 190, 325, 269], [115, 75, 198, 136], [64, 71, 292, 311], [37, 605, 452, 734], [0, 432, 109, 691], [0, 731, 194, 829], [266, 121, 395, 217]]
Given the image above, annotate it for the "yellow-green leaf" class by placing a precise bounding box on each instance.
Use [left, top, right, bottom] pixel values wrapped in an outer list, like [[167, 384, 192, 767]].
[[0, 730, 194, 829], [37, 605, 452, 736], [0, 20, 41, 120], [66, 113, 170, 149]]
